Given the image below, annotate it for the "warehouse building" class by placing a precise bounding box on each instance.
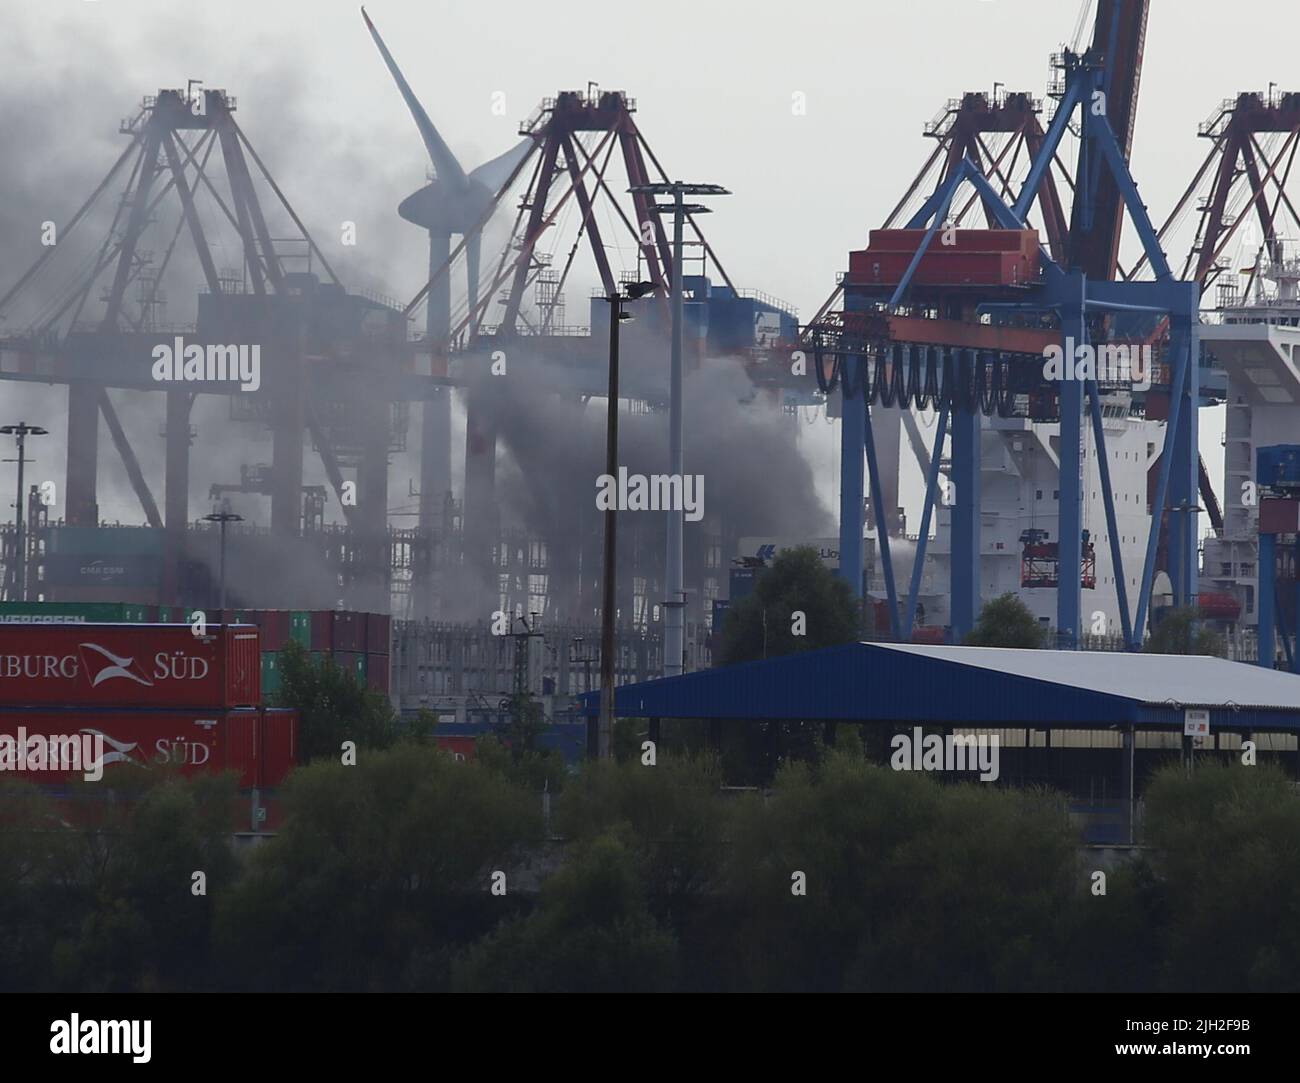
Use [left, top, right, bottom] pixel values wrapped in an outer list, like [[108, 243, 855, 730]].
[[584, 643, 1300, 842]]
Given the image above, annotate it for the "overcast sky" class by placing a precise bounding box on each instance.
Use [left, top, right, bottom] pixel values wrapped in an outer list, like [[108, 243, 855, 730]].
[[7, 0, 1295, 310], [2, 0, 1294, 524]]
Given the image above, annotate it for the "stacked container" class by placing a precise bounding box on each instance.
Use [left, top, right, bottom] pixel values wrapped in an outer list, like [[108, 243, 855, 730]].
[[1, 603, 391, 704], [0, 623, 296, 788]]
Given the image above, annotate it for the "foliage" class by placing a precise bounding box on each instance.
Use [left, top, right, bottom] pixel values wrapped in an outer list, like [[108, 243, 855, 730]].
[[1144, 606, 1227, 657], [716, 750, 1078, 992], [1141, 762, 1300, 991], [212, 743, 541, 991], [451, 834, 678, 992], [273, 639, 399, 762], [554, 756, 728, 924], [475, 734, 568, 795], [5, 744, 1300, 993], [716, 546, 860, 666], [964, 592, 1049, 648]]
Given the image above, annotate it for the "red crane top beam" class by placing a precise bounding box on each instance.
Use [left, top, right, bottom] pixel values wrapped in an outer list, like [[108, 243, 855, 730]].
[[1070, 0, 1149, 280]]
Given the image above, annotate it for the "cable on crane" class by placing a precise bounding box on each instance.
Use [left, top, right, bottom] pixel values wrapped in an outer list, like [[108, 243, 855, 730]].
[[813, 337, 1032, 417]]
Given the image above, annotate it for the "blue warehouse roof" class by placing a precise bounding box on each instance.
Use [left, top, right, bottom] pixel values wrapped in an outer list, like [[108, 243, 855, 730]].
[[580, 642, 1300, 732]]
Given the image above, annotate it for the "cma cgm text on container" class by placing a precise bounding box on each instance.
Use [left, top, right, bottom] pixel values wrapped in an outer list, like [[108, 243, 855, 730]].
[[0, 624, 261, 708]]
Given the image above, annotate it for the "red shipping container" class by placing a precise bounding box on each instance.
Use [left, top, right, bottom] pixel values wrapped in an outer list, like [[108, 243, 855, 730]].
[[246, 610, 291, 651], [864, 228, 1039, 255], [849, 250, 1037, 289], [0, 708, 260, 786], [365, 653, 390, 695], [260, 707, 298, 787], [434, 735, 475, 761], [309, 611, 334, 651], [332, 611, 365, 652], [365, 613, 390, 655], [0, 623, 260, 709], [333, 651, 363, 684], [1261, 496, 1300, 535]]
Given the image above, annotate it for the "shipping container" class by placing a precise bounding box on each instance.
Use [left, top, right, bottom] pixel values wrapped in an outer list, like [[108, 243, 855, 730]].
[[0, 708, 260, 786], [46, 526, 164, 557], [332, 611, 365, 652], [261, 651, 283, 698], [434, 734, 476, 761], [332, 651, 366, 685], [0, 623, 260, 709], [289, 611, 311, 649], [0, 601, 133, 624], [365, 652, 390, 695], [309, 611, 333, 651], [261, 707, 297, 787], [44, 555, 161, 590], [365, 612, 391, 655], [0, 705, 298, 788], [255, 610, 291, 651]]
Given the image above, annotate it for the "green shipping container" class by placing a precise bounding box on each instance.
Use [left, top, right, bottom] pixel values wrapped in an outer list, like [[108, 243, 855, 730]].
[[261, 651, 283, 698], [0, 601, 130, 623], [46, 526, 164, 557], [289, 611, 311, 648]]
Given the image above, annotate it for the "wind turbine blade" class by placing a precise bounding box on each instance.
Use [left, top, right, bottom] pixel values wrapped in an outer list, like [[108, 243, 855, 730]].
[[362, 7, 468, 188], [468, 136, 535, 195]]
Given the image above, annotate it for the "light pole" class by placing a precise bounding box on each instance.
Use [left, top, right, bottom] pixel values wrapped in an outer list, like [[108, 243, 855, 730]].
[[628, 181, 729, 678], [1, 422, 48, 602], [202, 508, 244, 612], [596, 280, 657, 760]]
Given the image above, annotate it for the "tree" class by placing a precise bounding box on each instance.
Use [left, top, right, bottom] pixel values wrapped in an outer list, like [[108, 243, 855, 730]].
[[965, 593, 1048, 648], [272, 640, 399, 762], [213, 744, 542, 991], [48, 770, 240, 992], [451, 833, 678, 993], [718, 750, 1079, 992], [717, 546, 860, 666], [1141, 762, 1300, 991], [1144, 606, 1226, 657], [555, 756, 727, 921], [0, 780, 68, 991]]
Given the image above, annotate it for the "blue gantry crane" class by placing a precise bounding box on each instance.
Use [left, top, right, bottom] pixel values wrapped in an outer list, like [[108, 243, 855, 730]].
[[1257, 445, 1300, 672], [812, 1, 1200, 650]]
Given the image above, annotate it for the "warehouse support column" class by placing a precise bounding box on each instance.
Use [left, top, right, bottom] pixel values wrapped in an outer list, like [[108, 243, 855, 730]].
[[1289, 535, 1300, 670], [838, 356, 865, 599], [1123, 724, 1136, 846], [1258, 531, 1276, 669], [1057, 296, 1085, 648], [951, 349, 980, 640], [1168, 316, 1201, 609]]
